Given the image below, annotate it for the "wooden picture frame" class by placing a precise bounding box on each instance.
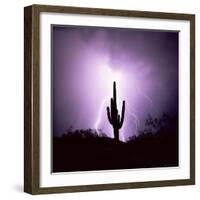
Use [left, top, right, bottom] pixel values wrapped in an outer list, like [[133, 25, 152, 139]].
[[24, 4, 195, 194]]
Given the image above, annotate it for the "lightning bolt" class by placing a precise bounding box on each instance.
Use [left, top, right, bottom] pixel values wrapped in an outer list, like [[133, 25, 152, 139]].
[[126, 103, 140, 135], [136, 86, 153, 108], [136, 86, 158, 116], [94, 98, 108, 135]]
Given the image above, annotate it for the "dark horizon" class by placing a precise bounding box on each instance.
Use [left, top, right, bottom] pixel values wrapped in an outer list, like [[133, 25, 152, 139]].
[[52, 25, 178, 141]]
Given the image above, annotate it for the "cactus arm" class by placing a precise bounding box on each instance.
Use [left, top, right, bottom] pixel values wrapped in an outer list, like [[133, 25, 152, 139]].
[[107, 106, 113, 124], [119, 100, 125, 129]]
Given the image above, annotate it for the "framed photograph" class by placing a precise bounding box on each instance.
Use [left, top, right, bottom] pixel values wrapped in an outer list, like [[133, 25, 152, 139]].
[[24, 4, 195, 194]]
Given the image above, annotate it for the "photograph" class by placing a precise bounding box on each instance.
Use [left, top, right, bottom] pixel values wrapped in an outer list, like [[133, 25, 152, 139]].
[[24, 5, 195, 194], [52, 25, 179, 173]]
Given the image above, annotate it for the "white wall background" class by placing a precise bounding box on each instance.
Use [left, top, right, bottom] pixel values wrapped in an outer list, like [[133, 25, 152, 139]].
[[0, 0, 199, 199]]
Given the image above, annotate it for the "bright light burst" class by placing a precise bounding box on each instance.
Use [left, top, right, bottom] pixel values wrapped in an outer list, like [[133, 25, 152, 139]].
[[99, 65, 123, 96]]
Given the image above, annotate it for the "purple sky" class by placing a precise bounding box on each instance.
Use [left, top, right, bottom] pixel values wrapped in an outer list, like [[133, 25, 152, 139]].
[[52, 25, 178, 141]]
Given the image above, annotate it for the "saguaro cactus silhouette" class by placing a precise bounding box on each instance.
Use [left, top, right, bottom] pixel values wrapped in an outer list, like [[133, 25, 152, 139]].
[[107, 81, 125, 143]]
